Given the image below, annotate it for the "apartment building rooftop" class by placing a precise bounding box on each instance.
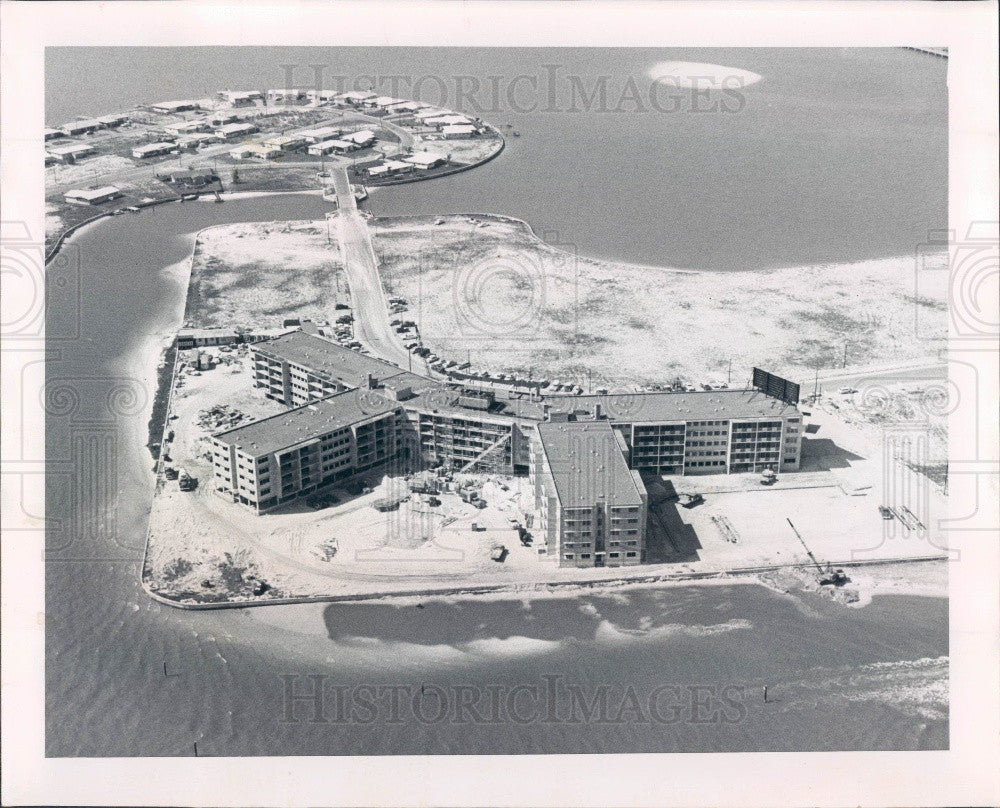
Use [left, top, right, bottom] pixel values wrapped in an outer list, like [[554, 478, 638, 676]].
[[545, 389, 800, 423], [213, 389, 400, 456], [254, 330, 408, 387], [536, 420, 645, 508]]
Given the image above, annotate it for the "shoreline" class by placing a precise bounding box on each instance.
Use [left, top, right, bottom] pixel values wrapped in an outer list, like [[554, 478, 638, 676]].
[[141, 555, 949, 610], [71, 203, 947, 612]]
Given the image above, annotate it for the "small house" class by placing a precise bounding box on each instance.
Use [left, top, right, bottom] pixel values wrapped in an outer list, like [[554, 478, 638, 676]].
[[64, 186, 123, 206], [132, 142, 176, 159]]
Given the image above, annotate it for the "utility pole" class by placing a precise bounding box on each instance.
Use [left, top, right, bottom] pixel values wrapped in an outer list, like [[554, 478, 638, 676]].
[[728, 359, 732, 385], [843, 342, 848, 369]]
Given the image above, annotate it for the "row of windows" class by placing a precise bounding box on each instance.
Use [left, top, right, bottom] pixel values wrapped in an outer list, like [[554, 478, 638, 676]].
[[563, 551, 638, 560]]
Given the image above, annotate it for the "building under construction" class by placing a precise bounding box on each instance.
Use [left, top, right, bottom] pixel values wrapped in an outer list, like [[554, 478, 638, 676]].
[[209, 331, 803, 538]]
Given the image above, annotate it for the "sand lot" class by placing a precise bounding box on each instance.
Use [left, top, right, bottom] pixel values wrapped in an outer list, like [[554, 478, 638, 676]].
[[145, 354, 947, 606], [185, 220, 347, 328], [371, 215, 949, 389], [176, 215, 948, 392]]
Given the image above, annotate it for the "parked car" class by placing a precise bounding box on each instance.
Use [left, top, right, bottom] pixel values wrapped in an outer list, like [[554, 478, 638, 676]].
[[878, 505, 894, 520]]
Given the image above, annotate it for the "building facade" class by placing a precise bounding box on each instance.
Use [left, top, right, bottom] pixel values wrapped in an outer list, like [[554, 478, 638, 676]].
[[209, 331, 802, 523], [211, 391, 402, 512], [546, 392, 802, 475], [531, 421, 648, 568]]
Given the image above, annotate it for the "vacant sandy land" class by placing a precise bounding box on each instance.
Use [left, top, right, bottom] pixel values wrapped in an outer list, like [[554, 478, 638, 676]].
[[372, 215, 948, 389], [185, 220, 346, 328], [408, 133, 504, 165]]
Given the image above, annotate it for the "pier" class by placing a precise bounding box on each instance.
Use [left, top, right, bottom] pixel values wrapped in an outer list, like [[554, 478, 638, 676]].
[[901, 46, 948, 59]]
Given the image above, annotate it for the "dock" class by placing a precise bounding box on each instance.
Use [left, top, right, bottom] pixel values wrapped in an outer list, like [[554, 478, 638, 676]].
[[901, 46, 948, 59]]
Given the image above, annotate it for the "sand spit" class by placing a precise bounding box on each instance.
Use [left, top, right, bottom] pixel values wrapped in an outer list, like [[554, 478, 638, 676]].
[[649, 61, 763, 89]]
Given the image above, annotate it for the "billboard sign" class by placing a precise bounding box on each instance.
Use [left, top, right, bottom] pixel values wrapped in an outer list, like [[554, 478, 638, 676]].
[[752, 367, 800, 404]]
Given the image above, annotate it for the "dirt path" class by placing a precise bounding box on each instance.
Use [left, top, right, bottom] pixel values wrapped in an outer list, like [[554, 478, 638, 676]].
[[330, 167, 416, 371]]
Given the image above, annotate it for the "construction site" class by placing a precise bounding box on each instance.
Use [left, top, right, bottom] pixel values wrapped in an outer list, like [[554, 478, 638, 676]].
[[143, 323, 947, 606]]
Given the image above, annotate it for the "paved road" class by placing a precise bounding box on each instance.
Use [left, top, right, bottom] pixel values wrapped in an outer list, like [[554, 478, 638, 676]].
[[330, 167, 418, 373], [799, 361, 948, 396]]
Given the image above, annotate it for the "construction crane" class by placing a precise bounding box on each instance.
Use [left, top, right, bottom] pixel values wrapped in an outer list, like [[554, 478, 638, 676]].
[[786, 518, 848, 586]]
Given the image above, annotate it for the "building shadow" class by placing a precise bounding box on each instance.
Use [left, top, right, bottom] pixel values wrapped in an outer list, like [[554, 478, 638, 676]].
[[322, 598, 610, 645], [646, 500, 702, 564], [799, 437, 864, 472]]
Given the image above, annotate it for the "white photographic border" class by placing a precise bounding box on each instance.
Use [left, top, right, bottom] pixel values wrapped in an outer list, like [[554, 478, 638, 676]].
[[2, 2, 998, 806]]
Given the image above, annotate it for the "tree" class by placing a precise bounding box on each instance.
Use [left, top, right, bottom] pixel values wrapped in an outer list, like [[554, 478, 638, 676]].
[[231, 167, 240, 184]]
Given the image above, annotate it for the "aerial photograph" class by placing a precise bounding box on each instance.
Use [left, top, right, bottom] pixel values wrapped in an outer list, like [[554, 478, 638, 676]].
[[41, 46, 950, 757]]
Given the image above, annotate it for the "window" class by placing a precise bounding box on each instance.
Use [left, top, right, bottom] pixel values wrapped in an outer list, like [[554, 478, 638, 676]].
[[563, 553, 574, 560], [581, 553, 591, 559], [626, 551, 637, 557]]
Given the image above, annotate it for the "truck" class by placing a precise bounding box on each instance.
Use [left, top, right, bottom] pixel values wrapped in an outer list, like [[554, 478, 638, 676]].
[[178, 469, 197, 492], [679, 493, 704, 508]]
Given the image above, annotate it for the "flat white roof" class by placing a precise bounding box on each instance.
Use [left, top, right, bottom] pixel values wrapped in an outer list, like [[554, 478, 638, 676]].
[[441, 124, 477, 135], [151, 100, 199, 109], [310, 138, 354, 150], [65, 186, 121, 200], [338, 90, 377, 101], [48, 143, 95, 155], [134, 141, 175, 152], [345, 129, 375, 143], [217, 122, 257, 133], [404, 151, 444, 165], [426, 114, 471, 125]]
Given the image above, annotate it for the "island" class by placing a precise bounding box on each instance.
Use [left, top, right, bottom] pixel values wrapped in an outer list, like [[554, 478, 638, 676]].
[[44, 85, 949, 611]]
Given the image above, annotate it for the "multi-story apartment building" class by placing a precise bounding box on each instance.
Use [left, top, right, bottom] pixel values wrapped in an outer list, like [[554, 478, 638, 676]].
[[211, 390, 401, 512], [545, 391, 802, 475], [208, 330, 802, 522], [531, 420, 648, 568], [251, 330, 401, 407]]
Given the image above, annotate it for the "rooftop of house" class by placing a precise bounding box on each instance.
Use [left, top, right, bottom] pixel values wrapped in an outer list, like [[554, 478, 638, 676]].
[[535, 420, 645, 508], [65, 186, 121, 200]]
